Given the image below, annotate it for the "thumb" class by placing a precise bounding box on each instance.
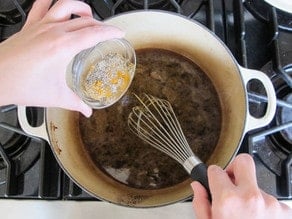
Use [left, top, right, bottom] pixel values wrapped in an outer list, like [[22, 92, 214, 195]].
[[24, 0, 53, 28], [191, 181, 211, 219]]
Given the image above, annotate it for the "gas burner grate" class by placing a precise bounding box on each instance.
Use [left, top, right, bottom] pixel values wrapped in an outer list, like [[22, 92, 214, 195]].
[[0, 0, 32, 26], [225, 0, 292, 200], [88, 0, 205, 19], [0, 106, 62, 199], [249, 122, 292, 198], [0, 106, 39, 173], [244, 0, 292, 32], [88, 0, 183, 19], [116, 0, 181, 11]]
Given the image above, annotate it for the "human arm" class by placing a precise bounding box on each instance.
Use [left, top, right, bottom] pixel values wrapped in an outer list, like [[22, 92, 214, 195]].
[[191, 153, 292, 219], [0, 0, 124, 117]]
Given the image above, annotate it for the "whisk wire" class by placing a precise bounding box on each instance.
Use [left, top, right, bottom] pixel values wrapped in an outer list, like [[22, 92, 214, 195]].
[[156, 98, 194, 158], [154, 99, 191, 160], [171, 113, 195, 158], [131, 103, 186, 162], [128, 108, 183, 163], [128, 94, 194, 164], [128, 94, 210, 196], [129, 106, 173, 152], [141, 95, 190, 161]]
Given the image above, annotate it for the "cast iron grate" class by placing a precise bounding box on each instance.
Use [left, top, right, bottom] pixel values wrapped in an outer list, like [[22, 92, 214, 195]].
[[0, 106, 62, 199]]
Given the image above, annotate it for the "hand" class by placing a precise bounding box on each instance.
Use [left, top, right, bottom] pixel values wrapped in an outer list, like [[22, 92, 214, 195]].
[[0, 0, 124, 117], [191, 154, 292, 219]]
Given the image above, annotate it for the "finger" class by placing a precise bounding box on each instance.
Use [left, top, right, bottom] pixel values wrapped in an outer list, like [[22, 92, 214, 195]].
[[62, 16, 102, 32], [24, 0, 53, 28], [70, 96, 93, 118], [208, 165, 235, 198], [59, 89, 93, 118], [191, 181, 211, 219], [67, 100, 93, 118], [225, 153, 258, 189], [78, 102, 93, 118], [66, 24, 125, 56], [43, 0, 93, 23]]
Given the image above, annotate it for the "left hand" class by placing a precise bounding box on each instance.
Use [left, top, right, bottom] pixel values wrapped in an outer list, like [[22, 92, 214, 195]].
[[0, 0, 124, 117]]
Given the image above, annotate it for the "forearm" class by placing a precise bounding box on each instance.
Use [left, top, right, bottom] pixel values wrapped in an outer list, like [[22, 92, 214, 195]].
[[0, 40, 39, 107]]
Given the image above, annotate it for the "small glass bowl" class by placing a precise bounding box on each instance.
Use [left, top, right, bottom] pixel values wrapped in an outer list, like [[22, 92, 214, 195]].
[[66, 38, 136, 109]]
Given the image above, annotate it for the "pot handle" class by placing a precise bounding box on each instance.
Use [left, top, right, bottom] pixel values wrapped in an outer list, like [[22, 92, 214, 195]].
[[239, 66, 277, 132], [17, 106, 50, 142]]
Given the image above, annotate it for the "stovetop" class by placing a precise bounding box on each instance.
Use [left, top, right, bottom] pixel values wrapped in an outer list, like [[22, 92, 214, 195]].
[[0, 0, 291, 201]]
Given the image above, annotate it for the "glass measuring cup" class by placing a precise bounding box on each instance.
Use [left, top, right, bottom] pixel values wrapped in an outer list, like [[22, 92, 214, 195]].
[[66, 38, 136, 109]]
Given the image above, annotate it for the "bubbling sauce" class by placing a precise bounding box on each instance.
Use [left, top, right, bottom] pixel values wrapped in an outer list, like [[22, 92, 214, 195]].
[[80, 49, 221, 189]]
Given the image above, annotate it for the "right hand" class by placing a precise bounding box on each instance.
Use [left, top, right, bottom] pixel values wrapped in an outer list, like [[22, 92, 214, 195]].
[[191, 154, 292, 219]]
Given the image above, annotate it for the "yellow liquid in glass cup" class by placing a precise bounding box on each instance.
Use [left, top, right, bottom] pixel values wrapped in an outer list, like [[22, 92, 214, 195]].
[[66, 38, 136, 109]]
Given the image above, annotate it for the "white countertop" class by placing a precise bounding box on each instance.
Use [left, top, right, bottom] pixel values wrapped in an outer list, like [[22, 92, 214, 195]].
[[0, 200, 195, 219], [0, 200, 291, 219]]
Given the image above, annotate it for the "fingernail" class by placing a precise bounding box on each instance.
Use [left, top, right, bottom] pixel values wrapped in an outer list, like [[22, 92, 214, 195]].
[[190, 181, 200, 191], [81, 105, 92, 118], [190, 181, 196, 189], [208, 165, 222, 172], [84, 110, 92, 118]]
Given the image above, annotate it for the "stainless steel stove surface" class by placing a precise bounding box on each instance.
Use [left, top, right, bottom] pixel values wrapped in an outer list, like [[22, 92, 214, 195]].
[[0, 0, 291, 207]]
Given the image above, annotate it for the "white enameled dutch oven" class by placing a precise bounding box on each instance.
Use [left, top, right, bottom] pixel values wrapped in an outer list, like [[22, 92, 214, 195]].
[[17, 11, 276, 207]]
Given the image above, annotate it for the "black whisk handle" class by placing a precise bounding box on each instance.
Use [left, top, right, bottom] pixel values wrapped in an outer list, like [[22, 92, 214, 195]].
[[190, 163, 211, 200]]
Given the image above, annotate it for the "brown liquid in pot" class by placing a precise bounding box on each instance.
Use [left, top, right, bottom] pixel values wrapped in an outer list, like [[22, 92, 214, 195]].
[[80, 49, 221, 189]]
